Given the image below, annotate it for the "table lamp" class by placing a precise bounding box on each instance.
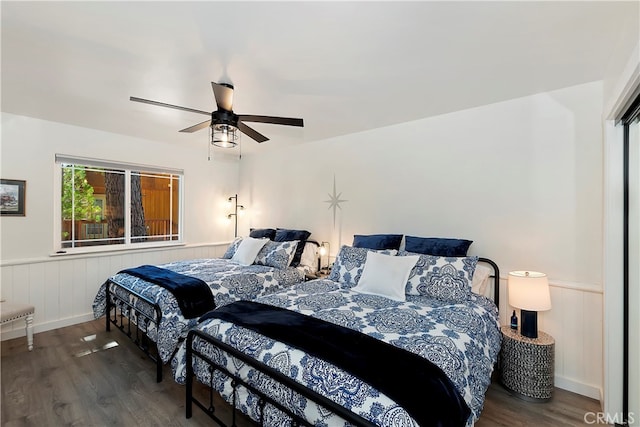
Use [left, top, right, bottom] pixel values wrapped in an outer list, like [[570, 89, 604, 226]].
[[508, 271, 551, 339], [318, 241, 330, 273]]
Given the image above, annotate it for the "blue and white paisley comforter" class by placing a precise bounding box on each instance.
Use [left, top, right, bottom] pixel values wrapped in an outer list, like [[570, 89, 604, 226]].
[[172, 279, 501, 426], [92, 258, 306, 363]]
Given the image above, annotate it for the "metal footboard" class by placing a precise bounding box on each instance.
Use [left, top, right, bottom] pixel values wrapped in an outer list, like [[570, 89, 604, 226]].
[[185, 329, 377, 427], [104, 280, 164, 382], [185, 258, 501, 426]]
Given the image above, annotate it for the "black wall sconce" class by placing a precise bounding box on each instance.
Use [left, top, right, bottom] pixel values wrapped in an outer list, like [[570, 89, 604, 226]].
[[227, 194, 244, 237]]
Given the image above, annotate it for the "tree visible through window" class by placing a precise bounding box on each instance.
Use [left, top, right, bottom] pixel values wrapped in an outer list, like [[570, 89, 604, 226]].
[[61, 167, 102, 224], [58, 157, 182, 250], [103, 170, 126, 242]]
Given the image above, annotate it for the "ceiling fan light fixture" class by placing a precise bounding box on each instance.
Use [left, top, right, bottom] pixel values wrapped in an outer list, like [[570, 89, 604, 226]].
[[211, 123, 239, 148], [130, 81, 303, 154]]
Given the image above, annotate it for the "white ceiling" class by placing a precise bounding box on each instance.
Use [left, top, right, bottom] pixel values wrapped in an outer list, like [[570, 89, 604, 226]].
[[1, 1, 638, 155]]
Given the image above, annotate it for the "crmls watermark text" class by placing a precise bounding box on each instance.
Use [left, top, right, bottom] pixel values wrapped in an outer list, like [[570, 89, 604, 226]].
[[584, 412, 635, 424]]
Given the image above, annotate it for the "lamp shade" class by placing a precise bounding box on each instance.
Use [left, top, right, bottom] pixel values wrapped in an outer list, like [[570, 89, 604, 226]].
[[508, 271, 551, 311], [212, 124, 239, 148], [319, 241, 329, 256]]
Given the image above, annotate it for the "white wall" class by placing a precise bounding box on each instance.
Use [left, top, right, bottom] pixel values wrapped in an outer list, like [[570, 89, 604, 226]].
[[239, 81, 605, 399], [0, 113, 241, 261], [241, 82, 604, 284], [0, 114, 239, 337]]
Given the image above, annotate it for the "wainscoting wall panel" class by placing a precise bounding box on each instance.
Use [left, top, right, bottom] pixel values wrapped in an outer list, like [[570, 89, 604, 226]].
[[0, 243, 228, 337], [543, 284, 604, 401], [1, 252, 603, 401]]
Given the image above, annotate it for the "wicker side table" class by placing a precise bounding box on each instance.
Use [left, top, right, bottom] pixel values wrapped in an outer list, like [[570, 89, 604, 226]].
[[499, 326, 555, 401]]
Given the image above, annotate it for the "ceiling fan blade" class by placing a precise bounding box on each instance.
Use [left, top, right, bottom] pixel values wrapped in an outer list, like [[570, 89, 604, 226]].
[[238, 121, 269, 143], [179, 119, 211, 133], [238, 115, 304, 127], [211, 82, 234, 111], [130, 96, 210, 116]]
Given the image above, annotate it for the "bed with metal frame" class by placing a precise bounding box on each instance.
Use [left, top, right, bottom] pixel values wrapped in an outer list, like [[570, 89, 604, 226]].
[[96, 255, 310, 382], [177, 256, 501, 427]]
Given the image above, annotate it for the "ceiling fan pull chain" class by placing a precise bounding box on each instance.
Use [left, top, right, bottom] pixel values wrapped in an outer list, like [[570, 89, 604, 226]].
[[208, 126, 213, 161]]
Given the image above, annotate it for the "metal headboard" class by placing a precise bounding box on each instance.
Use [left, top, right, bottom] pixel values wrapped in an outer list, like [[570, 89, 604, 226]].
[[478, 257, 500, 307]]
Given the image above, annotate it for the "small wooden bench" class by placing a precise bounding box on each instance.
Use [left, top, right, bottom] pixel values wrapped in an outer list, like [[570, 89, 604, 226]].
[[1, 301, 35, 351]]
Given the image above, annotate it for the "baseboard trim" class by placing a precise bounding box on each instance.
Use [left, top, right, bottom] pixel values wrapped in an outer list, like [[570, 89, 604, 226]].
[[556, 375, 603, 402]]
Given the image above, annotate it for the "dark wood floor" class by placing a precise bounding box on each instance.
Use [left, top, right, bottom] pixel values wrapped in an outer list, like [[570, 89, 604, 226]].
[[2, 319, 603, 426]]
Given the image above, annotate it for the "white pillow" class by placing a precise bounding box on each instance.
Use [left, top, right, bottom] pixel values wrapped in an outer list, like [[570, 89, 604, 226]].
[[471, 263, 492, 296], [231, 237, 268, 266], [299, 241, 319, 273], [352, 251, 420, 302]]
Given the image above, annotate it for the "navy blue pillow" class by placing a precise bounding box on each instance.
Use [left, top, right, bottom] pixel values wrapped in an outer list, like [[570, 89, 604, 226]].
[[274, 228, 312, 266], [404, 236, 472, 256], [249, 228, 277, 240], [352, 234, 403, 250]]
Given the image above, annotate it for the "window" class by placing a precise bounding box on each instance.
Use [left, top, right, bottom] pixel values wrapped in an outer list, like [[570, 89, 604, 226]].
[[56, 155, 183, 251]]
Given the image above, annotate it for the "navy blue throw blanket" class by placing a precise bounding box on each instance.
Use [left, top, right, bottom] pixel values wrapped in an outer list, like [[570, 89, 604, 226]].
[[200, 300, 470, 427], [120, 265, 215, 319]]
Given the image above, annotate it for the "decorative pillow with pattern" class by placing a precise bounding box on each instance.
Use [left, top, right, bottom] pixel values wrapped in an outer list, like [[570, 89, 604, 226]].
[[274, 228, 312, 267], [328, 245, 398, 288], [221, 237, 243, 259], [254, 240, 299, 270], [400, 250, 478, 303]]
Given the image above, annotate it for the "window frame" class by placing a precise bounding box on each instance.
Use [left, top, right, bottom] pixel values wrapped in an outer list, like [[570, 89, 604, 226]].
[[53, 154, 185, 255]]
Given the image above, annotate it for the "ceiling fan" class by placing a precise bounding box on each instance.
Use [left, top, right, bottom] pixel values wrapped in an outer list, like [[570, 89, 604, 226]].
[[130, 82, 304, 147]]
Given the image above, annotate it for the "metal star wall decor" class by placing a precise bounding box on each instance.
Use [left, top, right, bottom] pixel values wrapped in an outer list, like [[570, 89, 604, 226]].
[[325, 175, 348, 227]]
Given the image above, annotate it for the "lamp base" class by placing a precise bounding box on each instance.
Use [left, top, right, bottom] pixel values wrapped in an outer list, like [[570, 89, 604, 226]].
[[520, 309, 538, 339]]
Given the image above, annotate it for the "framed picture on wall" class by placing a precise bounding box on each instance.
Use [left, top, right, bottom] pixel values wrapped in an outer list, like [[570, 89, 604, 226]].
[[0, 179, 26, 216]]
